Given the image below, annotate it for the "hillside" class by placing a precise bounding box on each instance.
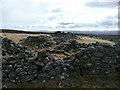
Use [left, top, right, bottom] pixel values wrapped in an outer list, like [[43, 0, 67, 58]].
[[1, 29, 120, 88]]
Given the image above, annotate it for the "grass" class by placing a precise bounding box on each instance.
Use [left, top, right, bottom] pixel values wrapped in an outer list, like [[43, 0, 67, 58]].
[[3, 73, 119, 88], [1, 33, 115, 46], [77, 36, 115, 46], [49, 53, 67, 59], [71, 73, 119, 88], [1, 33, 50, 43]]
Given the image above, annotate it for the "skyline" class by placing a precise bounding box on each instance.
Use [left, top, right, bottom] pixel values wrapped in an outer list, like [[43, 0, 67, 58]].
[[0, 0, 119, 31]]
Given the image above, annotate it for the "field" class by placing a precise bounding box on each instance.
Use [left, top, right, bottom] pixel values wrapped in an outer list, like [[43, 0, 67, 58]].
[[1, 33, 115, 45], [1, 33, 50, 43]]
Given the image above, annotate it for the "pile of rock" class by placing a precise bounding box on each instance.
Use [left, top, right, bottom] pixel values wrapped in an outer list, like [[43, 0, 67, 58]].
[[2, 37, 120, 87], [38, 41, 56, 49], [69, 44, 120, 75], [54, 40, 120, 75], [22, 36, 56, 49], [23, 36, 52, 44], [2, 37, 72, 86], [52, 33, 78, 45]]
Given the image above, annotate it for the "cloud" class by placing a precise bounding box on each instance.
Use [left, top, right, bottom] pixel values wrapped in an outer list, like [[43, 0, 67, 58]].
[[51, 8, 64, 13], [47, 16, 57, 20], [58, 22, 74, 25], [86, 2, 118, 8], [1, 0, 118, 31]]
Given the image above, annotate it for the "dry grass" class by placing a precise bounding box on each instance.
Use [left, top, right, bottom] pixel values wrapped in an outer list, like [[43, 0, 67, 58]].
[[50, 53, 67, 59], [1, 33, 115, 46], [77, 36, 115, 46], [1, 33, 50, 43]]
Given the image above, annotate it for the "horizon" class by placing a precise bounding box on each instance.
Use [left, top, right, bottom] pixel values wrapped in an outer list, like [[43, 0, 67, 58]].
[[1, 28, 120, 35], [1, 28, 119, 32], [0, 0, 119, 31]]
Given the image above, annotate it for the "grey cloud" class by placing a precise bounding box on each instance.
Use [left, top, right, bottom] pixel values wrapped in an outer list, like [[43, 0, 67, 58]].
[[56, 25, 67, 28], [99, 21, 116, 26], [58, 22, 82, 28], [68, 24, 82, 28], [57, 18, 117, 29], [103, 16, 117, 26], [58, 22, 98, 29], [48, 16, 57, 20], [86, 2, 118, 8], [97, 17, 117, 27], [106, 16, 118, 20], [52, 8, 63, 13], [58, 22, 74, 25]]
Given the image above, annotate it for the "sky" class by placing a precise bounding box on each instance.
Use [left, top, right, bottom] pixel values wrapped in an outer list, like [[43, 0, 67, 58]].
[[0, 0, 119, 31]]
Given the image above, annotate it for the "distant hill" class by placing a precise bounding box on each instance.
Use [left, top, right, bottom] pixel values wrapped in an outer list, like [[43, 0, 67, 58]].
[[63, 30, 120, 35], [1, 29, 119, 35], [34, 30, 120, 35], [0, 29, 52, 34]]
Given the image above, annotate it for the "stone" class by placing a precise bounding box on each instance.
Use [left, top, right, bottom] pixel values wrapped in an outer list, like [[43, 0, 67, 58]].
[[15, 68, 24, 73], [38, 73, 50, 81], [54, 60, 64, 66], [8, 72, 17, 78], [35, 61, 44, 67], [14, 53, 26, 59], [59, 78, 72, 87], [24, 75, 35, 82], [43, 63, 53, 71], [28, 52, 38, 61], [2, 85, 8, 88], [49, 70, 57, 76], [2, 36, 119, 85], [59, 76, 65, 80]]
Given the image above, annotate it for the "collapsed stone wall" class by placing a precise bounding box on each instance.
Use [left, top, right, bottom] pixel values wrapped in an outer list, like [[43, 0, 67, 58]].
[[2, 37, 120, 87], [2, 37, 73, 86], [70, 45, 120, 75], [22, 36, 56, 49], [23, 36, 52, 44]]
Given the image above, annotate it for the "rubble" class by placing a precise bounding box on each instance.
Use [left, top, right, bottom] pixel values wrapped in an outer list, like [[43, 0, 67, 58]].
[[2, 36, 120, 87]]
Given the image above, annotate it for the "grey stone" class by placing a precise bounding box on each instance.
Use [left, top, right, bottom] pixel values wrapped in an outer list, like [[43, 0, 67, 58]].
[[8, 72, 17, 78], [59, 76, 65, 80], [15, 68, 24, 73], [35, 61, 44, 67], [59, 78, 72, 87]]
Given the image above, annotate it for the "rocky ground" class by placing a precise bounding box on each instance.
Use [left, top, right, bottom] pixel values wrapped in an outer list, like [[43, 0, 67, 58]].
[[1, 32, 120, 88]]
